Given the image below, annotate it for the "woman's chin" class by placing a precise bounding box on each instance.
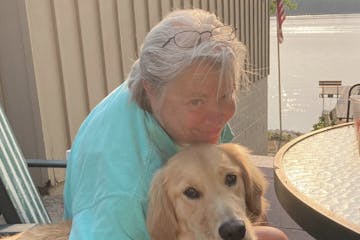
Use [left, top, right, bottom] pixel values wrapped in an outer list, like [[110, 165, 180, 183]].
[[177, 132, 221, 145], [198, 134, 221, 144]]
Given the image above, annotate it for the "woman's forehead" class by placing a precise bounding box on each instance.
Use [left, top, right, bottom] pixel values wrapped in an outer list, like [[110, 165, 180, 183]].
[[168, 75, 230, 99], [168, 62, 233, 92]]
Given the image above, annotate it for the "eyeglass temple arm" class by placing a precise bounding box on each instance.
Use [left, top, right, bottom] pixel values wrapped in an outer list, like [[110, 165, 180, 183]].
[[161, 37, 174, 48]]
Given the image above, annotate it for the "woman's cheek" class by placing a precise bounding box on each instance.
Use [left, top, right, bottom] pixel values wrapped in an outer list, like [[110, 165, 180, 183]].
[[185, 110, 207, 127], [225, 101, 236, 120]]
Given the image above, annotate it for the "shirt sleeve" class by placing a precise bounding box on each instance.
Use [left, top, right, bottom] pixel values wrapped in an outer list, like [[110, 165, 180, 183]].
[[220, 123, 235, 143], [69, 194, 150, 240]]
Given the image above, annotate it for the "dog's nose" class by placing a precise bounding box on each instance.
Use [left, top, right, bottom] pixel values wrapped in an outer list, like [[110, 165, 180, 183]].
[[218, 219, 246, 240]]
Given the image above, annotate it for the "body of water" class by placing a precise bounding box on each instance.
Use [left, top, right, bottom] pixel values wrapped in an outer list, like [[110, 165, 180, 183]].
[[268, 14, 360, 133]]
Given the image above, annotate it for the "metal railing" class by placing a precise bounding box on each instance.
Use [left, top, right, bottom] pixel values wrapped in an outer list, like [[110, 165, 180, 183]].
[[346, 83, 360, 122]]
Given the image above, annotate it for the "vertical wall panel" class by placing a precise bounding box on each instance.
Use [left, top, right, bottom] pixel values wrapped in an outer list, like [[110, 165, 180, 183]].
[[184, 0, 193, 9], [258, 1, 262, 77], [265, 0, 270, 75], [25, 0, 69, 158], [249, 0, 254, 81], [223, 0, 229, 25], [209, 0, 216, 13], [134, 0, 150, 52], [216, 0, 223, 21], [259, 1, 267, 76], [254, 0, 259, 81], [0, 0, 45, 161], [148, 0, 162, 28], [193, 0, 201, 8], [161, 0, 172, 18], [51, 0, 88, 142], [229, 0, 234, 27], [262, 0, 268, 77], [76, 0, 107, 109], [117, 0, 138, 79], [245, 0, 250, 47], [173, 0, 182, 9], [235, 0, 240, 40], [98, 0, 124, 90], [201, 0, 208, 10], [244, 0, 250, 79], [23, 0, 70, 184], [240, 0, 245, 42]]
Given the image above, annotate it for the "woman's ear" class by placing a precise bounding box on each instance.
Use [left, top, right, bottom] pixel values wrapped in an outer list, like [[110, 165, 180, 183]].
[[142, 79, 155, 97], [141, 79, 156, 113], [147, 170, 178, 240]]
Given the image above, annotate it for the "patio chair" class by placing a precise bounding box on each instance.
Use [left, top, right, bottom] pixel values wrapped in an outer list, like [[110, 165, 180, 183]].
[[0, 104, 66, 235]]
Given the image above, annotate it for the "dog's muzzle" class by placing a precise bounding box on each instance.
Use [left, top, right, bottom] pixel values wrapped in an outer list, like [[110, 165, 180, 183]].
[[218, 219, 246, 240]]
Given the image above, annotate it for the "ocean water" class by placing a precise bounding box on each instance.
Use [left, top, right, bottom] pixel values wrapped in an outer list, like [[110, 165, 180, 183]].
[[268, 14, 360, 133]]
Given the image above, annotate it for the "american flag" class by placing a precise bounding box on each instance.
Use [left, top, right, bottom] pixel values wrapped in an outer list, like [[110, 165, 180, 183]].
[[276, 0, 286, 43]]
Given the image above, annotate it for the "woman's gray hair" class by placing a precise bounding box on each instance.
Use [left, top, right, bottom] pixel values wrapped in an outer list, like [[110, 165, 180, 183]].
[[128, 8, 249, 111]]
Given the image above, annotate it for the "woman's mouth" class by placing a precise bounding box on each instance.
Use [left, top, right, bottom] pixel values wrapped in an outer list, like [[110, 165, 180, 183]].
[[201, 129, 222, 142]]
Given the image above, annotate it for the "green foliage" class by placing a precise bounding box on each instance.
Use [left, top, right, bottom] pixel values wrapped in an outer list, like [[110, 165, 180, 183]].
[[268, 132, 291, 142], [267, 130, 302, 142], [270, 0, 298, 14], [312, 114, 336, 131]]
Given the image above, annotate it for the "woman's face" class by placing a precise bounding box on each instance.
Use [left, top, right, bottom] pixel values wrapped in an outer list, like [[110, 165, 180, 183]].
[[146, 63, 236, 145]]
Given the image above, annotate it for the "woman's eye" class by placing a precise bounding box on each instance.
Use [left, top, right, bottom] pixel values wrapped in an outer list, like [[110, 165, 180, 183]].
[[225, 174, 237, 187], [190, 99, 204, 106], [183, 187, 202, 199]]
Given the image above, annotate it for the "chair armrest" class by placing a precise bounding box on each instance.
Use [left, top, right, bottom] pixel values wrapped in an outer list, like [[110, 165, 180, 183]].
[[26, 159, 67, 168]]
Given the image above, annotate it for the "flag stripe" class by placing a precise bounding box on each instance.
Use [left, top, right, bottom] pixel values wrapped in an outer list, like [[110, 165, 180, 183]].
[[277, 0, 286, 43]]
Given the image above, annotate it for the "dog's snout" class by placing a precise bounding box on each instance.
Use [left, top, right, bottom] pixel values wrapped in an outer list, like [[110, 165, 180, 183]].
[[218, 219, 246, 240]]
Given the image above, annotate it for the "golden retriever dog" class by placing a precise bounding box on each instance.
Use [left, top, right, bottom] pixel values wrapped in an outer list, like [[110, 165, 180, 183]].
[[147, 143, 268, 240], [2, 143, 267, 240], [0, 221, 70, 240]]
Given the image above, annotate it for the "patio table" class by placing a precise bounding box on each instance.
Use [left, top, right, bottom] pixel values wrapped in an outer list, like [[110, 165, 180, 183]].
[[274, 122, 360, 240]]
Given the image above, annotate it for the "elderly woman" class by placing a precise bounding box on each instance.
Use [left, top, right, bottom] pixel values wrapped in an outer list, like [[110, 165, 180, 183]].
[[64, 9, 288, 240]]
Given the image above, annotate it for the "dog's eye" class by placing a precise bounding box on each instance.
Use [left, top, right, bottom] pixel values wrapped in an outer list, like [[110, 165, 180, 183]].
[[183, 187, 201, 199], [225, 174, 237, 187]]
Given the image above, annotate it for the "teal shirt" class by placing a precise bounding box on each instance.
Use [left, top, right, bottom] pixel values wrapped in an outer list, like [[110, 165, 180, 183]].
[[63, 81, 234, 240]]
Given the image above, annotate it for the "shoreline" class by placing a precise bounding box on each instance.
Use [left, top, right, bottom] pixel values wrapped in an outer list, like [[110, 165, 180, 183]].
[[270, 13, 360, 20], [267, 129, 304, 156]]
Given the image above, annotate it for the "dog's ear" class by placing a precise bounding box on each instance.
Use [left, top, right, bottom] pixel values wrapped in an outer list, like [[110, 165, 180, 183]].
[[147, 169, 178, 240], [218, 143, 268, 222]]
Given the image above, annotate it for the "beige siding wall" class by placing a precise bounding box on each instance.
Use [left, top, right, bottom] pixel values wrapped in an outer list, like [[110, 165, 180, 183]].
[[0, 0, 269, 186], [231, 78, 268, 154]]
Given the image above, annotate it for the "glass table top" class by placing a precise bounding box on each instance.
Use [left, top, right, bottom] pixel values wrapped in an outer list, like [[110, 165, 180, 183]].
[[274, 123, 360, 240], [279, 124, 360, 228]]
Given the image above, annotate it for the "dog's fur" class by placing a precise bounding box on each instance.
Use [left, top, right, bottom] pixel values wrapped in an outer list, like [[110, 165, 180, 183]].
[[147, 143, 268, 240], [2, 143, 267, 240], [0, 221, 70, 240]]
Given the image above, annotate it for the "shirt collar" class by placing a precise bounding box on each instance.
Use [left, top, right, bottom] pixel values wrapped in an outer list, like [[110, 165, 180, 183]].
[[144, 111, 180, 162]]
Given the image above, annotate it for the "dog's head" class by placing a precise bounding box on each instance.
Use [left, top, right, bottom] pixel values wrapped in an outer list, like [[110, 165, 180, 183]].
[[147, 143, 268, 240]]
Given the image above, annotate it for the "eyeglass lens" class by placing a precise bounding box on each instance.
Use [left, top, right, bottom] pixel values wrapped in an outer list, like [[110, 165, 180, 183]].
[[174, 31, 212, 48], [167, 25, 235, 48]]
